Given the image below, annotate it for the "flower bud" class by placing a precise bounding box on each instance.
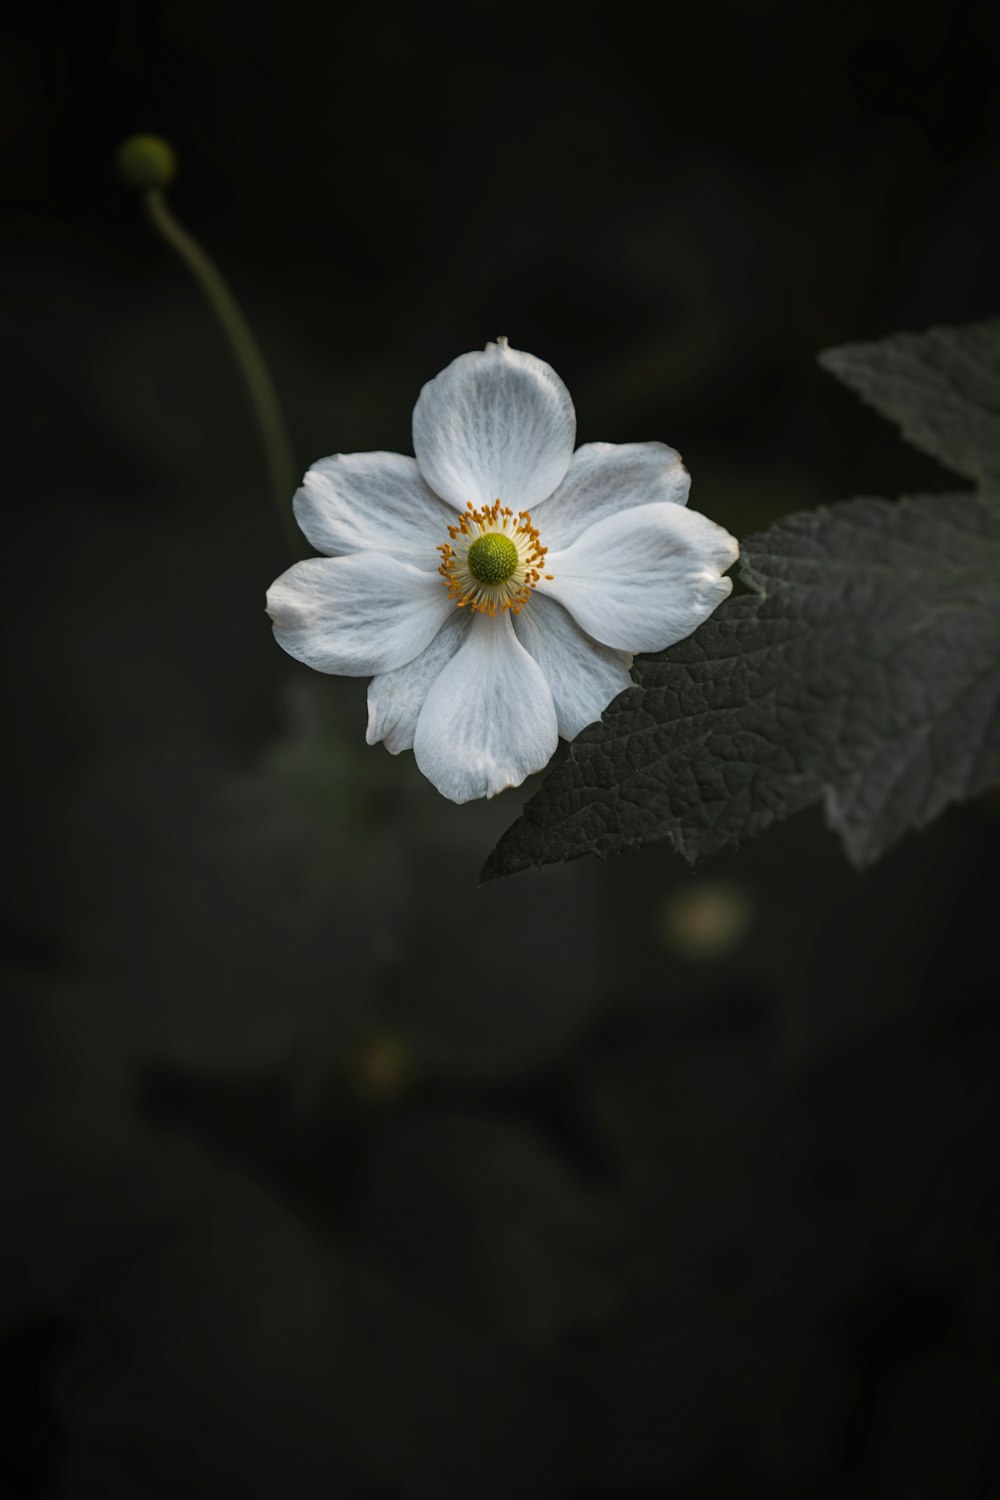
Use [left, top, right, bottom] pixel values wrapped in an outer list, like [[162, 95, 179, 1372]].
[[115, 134, 177, 191]]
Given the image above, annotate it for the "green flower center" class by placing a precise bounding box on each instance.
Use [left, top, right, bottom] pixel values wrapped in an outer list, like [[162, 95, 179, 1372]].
[[466, 531, 519, 585]]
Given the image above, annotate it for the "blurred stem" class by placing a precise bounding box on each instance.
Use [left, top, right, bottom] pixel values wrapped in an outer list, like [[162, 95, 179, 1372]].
[[142, 187, 299, 554]]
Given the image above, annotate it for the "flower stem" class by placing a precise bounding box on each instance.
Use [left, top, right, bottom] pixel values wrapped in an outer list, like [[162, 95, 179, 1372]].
[[141, 186, 299, 554]]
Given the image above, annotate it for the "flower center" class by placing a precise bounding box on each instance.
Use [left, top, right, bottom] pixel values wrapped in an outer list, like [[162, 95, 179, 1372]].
[[437, 500, 552, 616], [467, 532, 518, 584]]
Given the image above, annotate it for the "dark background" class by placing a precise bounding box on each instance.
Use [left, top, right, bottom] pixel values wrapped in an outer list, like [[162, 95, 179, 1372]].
[[3, 1, 1000, 1495]]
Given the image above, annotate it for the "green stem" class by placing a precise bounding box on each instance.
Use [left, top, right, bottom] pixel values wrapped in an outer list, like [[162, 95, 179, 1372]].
[[142, 187, 299, 553]]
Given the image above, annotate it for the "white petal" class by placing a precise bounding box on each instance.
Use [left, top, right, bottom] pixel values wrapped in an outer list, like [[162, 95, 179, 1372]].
[[367, 609, 472, 753], [412, 341, 576, 511], [267, 553, 453, 676], [293, 451, 453, 566], [533, 441, 690, 550], [539, 503, 739, 653], [413, 612, 559, 802], [512, 593, 633, 740]]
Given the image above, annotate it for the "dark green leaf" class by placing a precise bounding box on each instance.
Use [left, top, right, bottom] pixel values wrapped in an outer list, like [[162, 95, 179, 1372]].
[[485, 492, 1000, 878]]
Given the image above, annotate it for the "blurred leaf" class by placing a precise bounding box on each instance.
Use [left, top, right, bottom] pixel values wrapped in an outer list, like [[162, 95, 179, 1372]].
[[819, 318, 1000, 488], [357, 1116, 623, 1354]]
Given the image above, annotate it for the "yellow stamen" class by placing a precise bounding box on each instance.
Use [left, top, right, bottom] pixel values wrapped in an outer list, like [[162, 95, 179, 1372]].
[[437, 499, 550, 616]]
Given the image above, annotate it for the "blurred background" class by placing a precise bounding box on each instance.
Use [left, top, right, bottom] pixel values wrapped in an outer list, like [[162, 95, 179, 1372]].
[[3, 1, 1000, 1495]]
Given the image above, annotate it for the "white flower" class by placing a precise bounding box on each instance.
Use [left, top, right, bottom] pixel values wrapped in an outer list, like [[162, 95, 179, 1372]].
[[266, 340, 739, 803]]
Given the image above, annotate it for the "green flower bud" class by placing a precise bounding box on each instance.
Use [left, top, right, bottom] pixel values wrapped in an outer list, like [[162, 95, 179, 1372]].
[[115, 135, 178, 191]]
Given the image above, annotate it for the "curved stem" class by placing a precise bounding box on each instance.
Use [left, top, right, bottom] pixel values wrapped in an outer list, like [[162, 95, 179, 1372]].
[[143, 188, 299, 553]]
